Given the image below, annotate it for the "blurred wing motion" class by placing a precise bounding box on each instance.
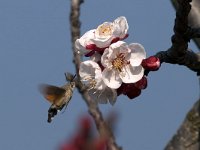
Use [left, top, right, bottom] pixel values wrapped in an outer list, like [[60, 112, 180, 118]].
[[38, 83, 71, 123], [39, 84, 66, 104]]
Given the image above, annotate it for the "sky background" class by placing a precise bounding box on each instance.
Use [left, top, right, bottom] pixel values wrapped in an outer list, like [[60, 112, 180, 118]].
[[0, 0, 199, 150]]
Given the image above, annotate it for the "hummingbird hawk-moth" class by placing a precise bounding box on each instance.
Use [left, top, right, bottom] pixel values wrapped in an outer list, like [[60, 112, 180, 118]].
[[39, 74, 76, 123]]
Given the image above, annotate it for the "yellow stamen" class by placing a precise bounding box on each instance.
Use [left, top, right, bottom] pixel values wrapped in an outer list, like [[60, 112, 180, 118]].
[[97, 24, 113, 36], [112, 53, 129, 72]]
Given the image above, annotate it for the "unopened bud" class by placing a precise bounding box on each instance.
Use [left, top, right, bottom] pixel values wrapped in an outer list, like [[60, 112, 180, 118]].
[[134, 76, 148, 89], [142, 56, 160, 71]]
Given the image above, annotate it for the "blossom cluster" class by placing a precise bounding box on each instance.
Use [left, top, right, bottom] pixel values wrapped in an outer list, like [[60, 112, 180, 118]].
[[76, 16, 160, 104]]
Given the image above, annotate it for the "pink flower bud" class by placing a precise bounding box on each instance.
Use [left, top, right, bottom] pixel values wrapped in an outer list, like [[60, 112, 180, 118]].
[[111, 37, 120, 44], [86, 44, 97, 50], [126, 86, 141, 99], [117, 83, 141, 99], [94, 139, 108, 150], [86, 44, 108, 52], [142, 56, 160, 71], [80, 117, 91, 131], [116, 83, 126, 96], [134, 76, 148, 89]]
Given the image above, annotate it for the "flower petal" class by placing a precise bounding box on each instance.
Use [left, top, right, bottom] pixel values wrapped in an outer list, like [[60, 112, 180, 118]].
[[101, 47, 115, 68], [95, 79, 106, 90], [106, 88, 117, 105], [90, 52, 102, 62], [87, 87, 117, 105], [76, 17, 129, 52], [75, 29, 95, 54], [101, 41, 128, 68], [88, 89, 107, 103], [109, 40, 126, 50], [113, 16, 129, 38], [120, 65, 144, 83], [91, 22, 114, 48], [95, 22, 113, 39], [79, 60, 105, 90], [129, 43, 146, 66], [91, 37, 112, 48], [79, 60, 101, 78], [102, 68, 122, 89]]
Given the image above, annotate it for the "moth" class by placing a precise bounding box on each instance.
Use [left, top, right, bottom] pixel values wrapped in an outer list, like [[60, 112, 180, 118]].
[[39, 74, 76, 123]]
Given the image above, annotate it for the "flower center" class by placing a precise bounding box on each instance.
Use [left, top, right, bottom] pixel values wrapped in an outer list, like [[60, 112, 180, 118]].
[[89, 79, 97, 89], [82, 76, 97, 90], [112, 53, 129, 72], [97, 24, 113, 37]]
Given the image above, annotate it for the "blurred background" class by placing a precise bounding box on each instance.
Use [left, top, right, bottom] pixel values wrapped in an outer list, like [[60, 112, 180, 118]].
[[0, 0, 199, 149]]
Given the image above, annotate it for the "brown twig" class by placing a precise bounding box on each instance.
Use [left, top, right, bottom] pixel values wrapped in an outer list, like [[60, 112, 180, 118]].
[[171, 0, 200, 49], [70, 0, 83, 74], [155, 0, 200, 75], [69, 0, 121, 149]]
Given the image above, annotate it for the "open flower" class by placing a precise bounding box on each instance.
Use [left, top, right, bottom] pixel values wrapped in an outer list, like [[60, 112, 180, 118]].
[[101, 41, 146, 89], [75, 16, 128, 56], [79, 60, 117, 105], [79, 60, 105, 90]]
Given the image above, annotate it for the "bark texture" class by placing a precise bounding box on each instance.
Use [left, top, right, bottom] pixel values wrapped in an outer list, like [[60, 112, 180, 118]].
[[165, 99, 200, 150], [165, 1, 200, 149]]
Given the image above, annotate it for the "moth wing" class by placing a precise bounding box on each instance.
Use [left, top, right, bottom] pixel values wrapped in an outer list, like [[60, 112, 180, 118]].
[[38, 84, 66, 103]]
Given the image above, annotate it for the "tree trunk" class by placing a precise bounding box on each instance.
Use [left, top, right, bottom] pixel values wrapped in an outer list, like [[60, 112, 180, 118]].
[[165, 99, 200, 150]]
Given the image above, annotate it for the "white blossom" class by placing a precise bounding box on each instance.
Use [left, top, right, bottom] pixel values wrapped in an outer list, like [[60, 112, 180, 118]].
[[101, 41, 146, 89], [79, 60, 105, 90], [75, 16, 129, 55], [79, 60, 117, 105]]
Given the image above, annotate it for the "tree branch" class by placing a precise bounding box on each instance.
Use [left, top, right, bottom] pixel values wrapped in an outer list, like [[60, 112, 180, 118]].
[[69, 0, 121, 149], [164, 99, 200, 150], [171, 0, 200, 49], [165, 2, 200, 149], [155, 0, 200, 75]]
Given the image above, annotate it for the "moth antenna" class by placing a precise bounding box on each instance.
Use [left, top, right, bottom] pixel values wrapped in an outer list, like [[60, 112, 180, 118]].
[[64, 73, 76, 82], [64, 73, 68, 81], [72, 74, 76, 81]]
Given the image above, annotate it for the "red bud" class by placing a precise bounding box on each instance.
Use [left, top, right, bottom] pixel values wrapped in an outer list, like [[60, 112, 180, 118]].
[[142, 56, 160, 71], [126, 86, 141, 99], [80, 117, 91, 131], [86, 44, 107, 53], [86, 44, 97, 50], [117, 83, 141, 99], [134, 76, 148, 89], [111, 37, 120, 44]]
